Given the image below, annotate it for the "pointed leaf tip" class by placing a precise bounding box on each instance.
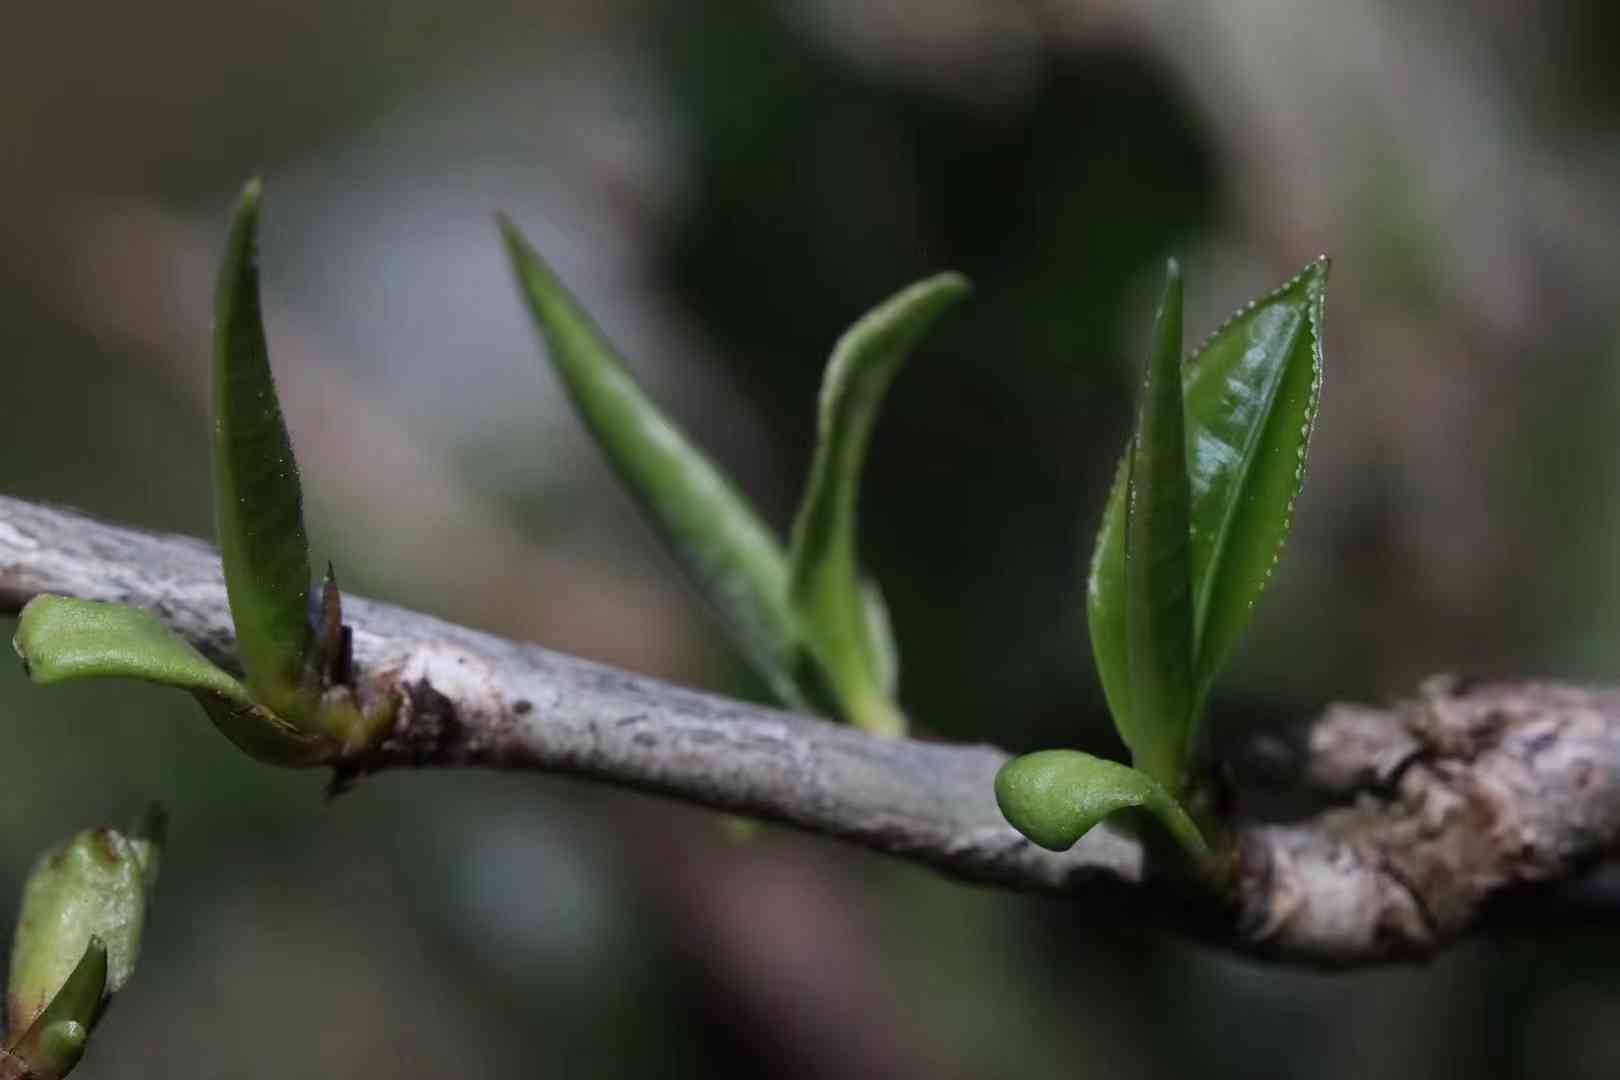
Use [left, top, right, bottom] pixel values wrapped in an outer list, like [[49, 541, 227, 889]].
[[994, 749, 1207, 859], [213, 182, 316, 723], [1183, 256, 1328, 697], [786, 272, 969, 736]]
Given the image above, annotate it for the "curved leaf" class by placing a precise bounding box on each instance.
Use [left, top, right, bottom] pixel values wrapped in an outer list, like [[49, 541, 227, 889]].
[[786, 273, 969, 737], [1089, 258, 1328, 787], [994, 749, 1207, 859], [1184, 257, 1328, 696], [214, 179, 315, 720], [12, 596, 331, 767], [14, 596, 252, 705], [499, 218, 808, 711]]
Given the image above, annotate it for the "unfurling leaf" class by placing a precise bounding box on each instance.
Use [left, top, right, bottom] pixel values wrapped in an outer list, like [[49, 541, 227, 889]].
[[1089, 258, 1328, 793], [213, 179, 316, 721], [1183, 257, 1327, 698], [499, 218, 808, 711], [786, 274, 969, 738], [6, 809, 164, 1044], [994, 749, 1207, 859], [12, 596, 330, 766]]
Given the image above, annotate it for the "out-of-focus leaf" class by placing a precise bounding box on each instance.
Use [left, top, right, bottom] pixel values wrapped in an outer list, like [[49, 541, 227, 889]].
[[860, 578, 899, 699], [1090, 262, 1195, 789], [213, 179, 315, 721], [1089, 258, 1328, 789], [6, 1017, 88, 1080], [4, 940, 102, 1080], [786, 274, 969, 737], [499, 218, 809, 710], [1183, 257, 1327, 697], [994, 749, 1207, 859], [12, 596, 330, 767]]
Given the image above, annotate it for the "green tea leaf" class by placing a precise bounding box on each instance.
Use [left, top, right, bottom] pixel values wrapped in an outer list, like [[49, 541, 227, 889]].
[[786, 274, 969, 737], [499, 218, 808, 710], [1089, 258, 1328, 789], [12, 596, 331, 767], [1091, 262, 1195, 790], [994, 749, 1208, 859], [214, 179, 315, 720], [14, 596, 254, 706], [1184, 257, 1327, 697]]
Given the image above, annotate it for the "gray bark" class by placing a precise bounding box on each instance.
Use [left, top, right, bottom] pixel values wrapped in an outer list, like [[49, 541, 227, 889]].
[[2, 494, 1617, 967]]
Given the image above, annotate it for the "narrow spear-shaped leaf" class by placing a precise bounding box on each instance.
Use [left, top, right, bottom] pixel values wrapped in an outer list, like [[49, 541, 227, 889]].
[[786, 273, 969, 737], [1089, 258, 1329, 788], [994, 750, 1208, 860], [1183, 257, 1328, 697], [12, 596, 330, 766], [499, 218, 808, 710], [214, 180, 315, 721], [1091, 262, 1195, 790]]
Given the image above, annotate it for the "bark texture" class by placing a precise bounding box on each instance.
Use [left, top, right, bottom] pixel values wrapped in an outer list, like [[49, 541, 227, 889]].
[[3, 494, 1618, 966]]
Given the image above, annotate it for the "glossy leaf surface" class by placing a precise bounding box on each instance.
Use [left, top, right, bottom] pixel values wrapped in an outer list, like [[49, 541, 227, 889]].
[[214, 180, 315, 720], [994, 749, 1207, 859], [13, 596, 330, 766], [500, 218, 808, 710], [787, 274, 969, 737], [1183, 257, 1327, 695], [1089, 258, 1328, 788]]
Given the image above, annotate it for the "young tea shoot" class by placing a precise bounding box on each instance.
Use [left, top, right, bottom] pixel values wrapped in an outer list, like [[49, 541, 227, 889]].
[[501, 218, 967, 737], [11, 182, 391, 766], [998, 256, 1328, 861]]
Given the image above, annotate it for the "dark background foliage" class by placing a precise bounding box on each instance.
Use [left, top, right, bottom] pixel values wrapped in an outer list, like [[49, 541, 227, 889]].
[[4, 1, 1620, 1075]]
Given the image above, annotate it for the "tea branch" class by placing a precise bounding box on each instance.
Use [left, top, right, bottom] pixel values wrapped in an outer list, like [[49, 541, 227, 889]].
[[3, 493, 1617, 967]]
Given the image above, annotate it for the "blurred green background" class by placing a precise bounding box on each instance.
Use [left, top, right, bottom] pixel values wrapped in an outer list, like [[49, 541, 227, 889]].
[[6, 0, 1620, 1075]]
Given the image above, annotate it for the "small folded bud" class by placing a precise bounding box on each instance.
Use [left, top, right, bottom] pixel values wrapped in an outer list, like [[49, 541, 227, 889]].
[[6, 810, 163, 1048], [5, 940, 103, 1080]]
